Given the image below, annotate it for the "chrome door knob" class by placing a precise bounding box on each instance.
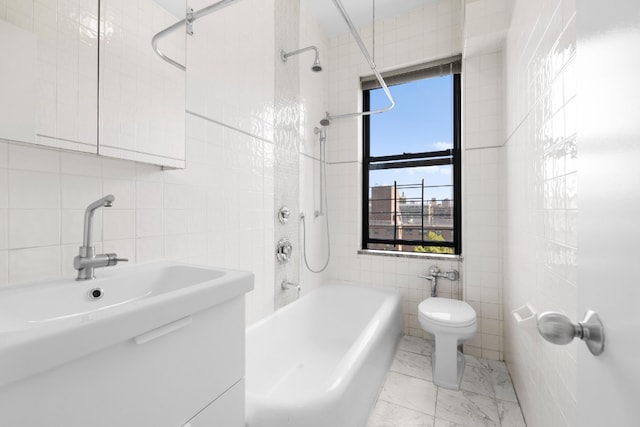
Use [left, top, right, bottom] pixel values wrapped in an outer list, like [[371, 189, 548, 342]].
[[536, 310, 605, 356]]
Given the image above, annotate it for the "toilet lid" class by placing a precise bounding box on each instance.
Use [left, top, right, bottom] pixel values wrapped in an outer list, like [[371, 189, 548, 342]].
[[419, 297, 477, 327]]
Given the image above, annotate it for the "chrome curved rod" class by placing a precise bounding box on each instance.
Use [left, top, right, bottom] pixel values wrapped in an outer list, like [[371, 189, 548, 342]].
[[324, 0, 395, 125], [152, 0, 244, 71], [152, 19, 187, 71]]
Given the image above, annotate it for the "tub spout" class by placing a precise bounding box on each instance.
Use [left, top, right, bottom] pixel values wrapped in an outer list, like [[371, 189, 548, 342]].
[[281, 280, 301, 294]]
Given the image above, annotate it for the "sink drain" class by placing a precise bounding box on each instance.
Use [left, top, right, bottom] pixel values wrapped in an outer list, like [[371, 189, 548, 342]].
[[88, 288, 104, 300]]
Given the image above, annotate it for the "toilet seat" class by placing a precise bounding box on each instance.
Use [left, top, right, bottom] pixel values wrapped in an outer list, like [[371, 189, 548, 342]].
[[418, 297, 476, 328]]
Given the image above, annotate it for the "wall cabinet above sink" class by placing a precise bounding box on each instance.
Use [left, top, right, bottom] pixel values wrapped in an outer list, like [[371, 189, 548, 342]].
[[98, 0, 186, 168], [0, 0, 186, 169]]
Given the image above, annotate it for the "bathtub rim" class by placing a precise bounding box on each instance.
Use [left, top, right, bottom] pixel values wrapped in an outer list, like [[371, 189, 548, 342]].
[[245, 282, 403, 410]]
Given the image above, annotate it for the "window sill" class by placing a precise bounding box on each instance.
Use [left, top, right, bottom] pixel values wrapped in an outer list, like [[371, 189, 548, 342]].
[[357, 249, 463, 261]]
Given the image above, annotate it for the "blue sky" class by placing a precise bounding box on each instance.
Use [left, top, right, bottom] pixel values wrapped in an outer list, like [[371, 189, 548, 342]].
[[369, 75, 454, 202]]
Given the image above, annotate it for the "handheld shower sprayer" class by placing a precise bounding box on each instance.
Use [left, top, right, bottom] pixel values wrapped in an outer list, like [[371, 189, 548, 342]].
[[280, 46, 322, 73], [314, 126, 327, 144], [301, 123, 331, 273]]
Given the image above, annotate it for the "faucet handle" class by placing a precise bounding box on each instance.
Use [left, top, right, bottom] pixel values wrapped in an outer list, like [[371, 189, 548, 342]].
[[106, 253, 128, 266]]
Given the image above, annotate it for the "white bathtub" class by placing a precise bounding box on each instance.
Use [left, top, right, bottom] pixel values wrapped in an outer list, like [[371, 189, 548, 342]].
[[245, 283, 403, 427]]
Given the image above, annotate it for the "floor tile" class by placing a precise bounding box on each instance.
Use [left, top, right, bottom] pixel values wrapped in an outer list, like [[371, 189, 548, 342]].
[[391, 349, 433, 381], [368, 400, 435, 427], [486, 359, 509, 373], [464, 354, 491, 369], [436, 388, 500, 427], [369, 336, 526, 427], [460, 365, 494, 398], [434, 418, 467, 427], [379, 371, 438, 416], [490, 369, 518, 403], [497, 400, 526, 427], [399, 335, 434, 356]]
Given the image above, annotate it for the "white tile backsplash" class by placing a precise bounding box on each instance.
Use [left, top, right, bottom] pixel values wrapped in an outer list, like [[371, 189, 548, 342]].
[[8, 245, 60, 283], [8, 208, 59, 249], [8, 170, 59, 208]]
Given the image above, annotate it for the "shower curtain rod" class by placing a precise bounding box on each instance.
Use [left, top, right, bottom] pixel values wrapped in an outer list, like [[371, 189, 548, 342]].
[[151, 0, 243, 71], [152, 0, 395, 123], [323, 0, 395, 125]]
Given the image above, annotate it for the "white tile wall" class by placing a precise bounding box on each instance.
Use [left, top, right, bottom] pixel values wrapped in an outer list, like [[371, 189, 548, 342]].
[[298, 0, 330, 293], [462, 50, 504, 360], [501, 0, 577, 426], [324, 0, 464, 337], [0, 0, 289, 327]]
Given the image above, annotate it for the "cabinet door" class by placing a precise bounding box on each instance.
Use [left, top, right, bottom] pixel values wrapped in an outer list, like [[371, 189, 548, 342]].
[[0, 1, 99, 153], [183, 380, 245, 427], [98, 0, 186, 168]]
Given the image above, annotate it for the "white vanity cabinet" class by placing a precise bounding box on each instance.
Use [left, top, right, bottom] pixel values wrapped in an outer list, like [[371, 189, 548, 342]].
[[182, 379, 246, 427], [0, 262, 252, 426]]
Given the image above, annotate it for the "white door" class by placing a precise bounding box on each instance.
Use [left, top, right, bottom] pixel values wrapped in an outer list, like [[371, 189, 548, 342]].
[[577, 0, 640, 425]]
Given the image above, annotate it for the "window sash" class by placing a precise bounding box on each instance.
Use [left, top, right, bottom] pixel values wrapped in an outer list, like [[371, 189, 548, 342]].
[[361, 55, 462, 90], [362, 69, 462, 254]]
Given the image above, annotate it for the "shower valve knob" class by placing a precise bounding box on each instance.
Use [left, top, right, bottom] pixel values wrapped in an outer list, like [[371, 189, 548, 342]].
[[276, 238, 293, 263], [278, 206, 290, 224]]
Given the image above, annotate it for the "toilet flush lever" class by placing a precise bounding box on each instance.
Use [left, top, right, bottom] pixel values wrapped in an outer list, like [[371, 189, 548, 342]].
[[536, 310, 604, 356]]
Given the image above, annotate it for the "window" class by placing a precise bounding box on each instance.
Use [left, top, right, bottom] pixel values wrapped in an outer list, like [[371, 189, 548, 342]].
[[362, 58, 461, 254]]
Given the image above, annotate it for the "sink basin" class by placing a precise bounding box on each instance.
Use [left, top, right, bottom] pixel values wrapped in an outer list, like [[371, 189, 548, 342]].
[[0, 261, 253, 388]]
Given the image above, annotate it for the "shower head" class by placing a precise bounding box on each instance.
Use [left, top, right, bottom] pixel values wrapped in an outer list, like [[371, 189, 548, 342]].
[[281, 46, 322, 73], [311, 53, 322, 72]]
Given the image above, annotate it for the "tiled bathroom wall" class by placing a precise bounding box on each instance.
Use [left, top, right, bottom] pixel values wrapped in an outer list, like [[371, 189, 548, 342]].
[[298, 0, 330, 293], [0, 0, 313, 326], [462, 52, 504, 360], [501, 0, 577, 425], [325, 0, 465, 338], [274, 0, 301, 309]]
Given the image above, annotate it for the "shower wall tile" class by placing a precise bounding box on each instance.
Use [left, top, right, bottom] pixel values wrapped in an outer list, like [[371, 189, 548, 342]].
[[298, 1, 331, 292], [274, 0, 301, 310], [325, 0, 464, 337], [187, 0, 275, 142]]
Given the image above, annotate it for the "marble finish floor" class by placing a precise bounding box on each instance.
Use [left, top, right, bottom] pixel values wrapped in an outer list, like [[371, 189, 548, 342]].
[[368, 335, 526, 427]]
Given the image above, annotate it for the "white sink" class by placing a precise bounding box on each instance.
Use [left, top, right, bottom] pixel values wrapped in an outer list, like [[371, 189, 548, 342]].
[[0, 261, 253, 389]]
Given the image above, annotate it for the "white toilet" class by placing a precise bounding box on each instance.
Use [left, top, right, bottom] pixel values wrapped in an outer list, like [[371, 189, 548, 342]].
[[418, 297, 477, 390]]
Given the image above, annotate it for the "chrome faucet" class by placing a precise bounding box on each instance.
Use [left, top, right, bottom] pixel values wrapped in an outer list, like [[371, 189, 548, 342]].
[[419, 265, 459, 297], [281, 280, 301, 295], [74, 195, 128, 280]]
